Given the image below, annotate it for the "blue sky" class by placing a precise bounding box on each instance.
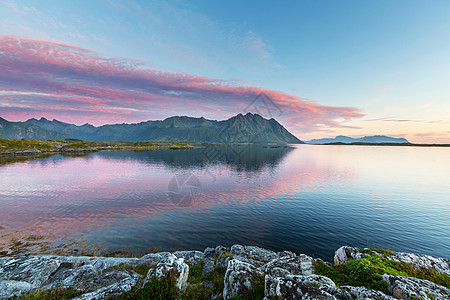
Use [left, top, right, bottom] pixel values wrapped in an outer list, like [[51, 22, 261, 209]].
[[0, 0, 449, 142]]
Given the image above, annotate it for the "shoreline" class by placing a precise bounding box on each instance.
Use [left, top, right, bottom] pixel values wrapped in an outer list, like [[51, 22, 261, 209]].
[[311, 142, 450, 147], [0, 139, 198, 157], [0, 245, 448, 299]]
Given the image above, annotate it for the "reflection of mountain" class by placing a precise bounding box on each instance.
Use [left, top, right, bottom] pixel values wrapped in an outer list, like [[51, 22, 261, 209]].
[[96, 145, 294, 173], [0, 146, 297, 251]]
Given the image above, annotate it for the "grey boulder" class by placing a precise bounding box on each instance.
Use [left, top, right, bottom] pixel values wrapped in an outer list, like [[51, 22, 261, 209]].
[[264, 274, 337, 299], [144, 256, 189, 291], [383, 274, 450, 300], [264, 254, 313, 276], [223, 259, 264, 300], [73, 270, 142, 300]]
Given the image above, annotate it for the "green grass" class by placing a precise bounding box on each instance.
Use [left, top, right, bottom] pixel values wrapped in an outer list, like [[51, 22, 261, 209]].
[[187, 261, 227, 294], [19, 288, 84, 300], [115, 260, 228, 300], [181, 283, 214, 299], [186, 260, 227, 293], [60, 143, 89, 149], [117, 274, 180, 300], [229, 273, 265, 300], [0, 139, 58, 151], [0, 138, 195, 154], [360, 248, 395, 256], [186, 261, 205, 284], [313, 253, 450, 295]]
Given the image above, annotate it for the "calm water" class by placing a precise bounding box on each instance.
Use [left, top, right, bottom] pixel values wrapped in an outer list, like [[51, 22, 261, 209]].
[[0, 145, 449, 261]]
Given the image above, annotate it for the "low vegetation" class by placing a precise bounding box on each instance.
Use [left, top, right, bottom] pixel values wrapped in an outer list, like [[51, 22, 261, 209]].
[[229, 273, 265, 300], [18, 288, 84, 300], [0, 138, 196, 155], [314, 251, 450, 295], [118, 274, 180, 300]]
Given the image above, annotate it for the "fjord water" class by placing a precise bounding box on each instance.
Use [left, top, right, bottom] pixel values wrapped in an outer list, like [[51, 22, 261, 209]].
[[0, 145, 449, 261]]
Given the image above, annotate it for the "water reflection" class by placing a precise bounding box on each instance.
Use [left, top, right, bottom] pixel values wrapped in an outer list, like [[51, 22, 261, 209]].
[[0, 145, 449, 261]]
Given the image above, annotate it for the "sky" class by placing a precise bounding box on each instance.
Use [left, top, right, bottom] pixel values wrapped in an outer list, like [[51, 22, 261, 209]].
[[0, 0, 449, 143]]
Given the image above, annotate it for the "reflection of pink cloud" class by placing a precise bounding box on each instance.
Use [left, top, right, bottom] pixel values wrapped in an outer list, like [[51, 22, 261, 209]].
[[0, 146, 361, 253], [0, 35, 364, 131]]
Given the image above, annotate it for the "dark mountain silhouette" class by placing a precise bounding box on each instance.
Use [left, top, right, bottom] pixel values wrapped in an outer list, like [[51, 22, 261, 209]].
[[0, 113, 302, 144]]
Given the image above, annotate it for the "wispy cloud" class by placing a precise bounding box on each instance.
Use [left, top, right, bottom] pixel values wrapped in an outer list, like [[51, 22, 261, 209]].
[[374, 83, 394, 93], [0, 35, 364, 129], [365, 116, 448, 124]]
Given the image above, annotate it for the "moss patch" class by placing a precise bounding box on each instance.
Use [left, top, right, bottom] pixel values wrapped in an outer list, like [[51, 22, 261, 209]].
[[360, 248, 395, 257], [314, 253, 450, 295], [20, 288, 84, 300]]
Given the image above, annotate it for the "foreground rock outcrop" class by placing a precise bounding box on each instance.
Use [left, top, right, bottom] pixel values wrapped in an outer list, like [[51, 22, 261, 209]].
[[0, 245, 448, 299]]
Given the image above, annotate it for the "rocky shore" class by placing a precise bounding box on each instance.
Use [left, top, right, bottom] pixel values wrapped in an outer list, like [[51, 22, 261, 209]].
[[0, 245, 448, 299]]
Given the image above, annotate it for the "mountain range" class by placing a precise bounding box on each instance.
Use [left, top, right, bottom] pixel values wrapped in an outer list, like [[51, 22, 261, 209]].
[[305, 135, 410, 144], [0, 113, 303, 144]]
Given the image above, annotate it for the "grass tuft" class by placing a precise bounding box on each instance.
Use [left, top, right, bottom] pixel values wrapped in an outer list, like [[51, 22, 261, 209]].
[[20, 288, 84, 300], [314, 252, 450, 295], [117, 274, 180, 300]]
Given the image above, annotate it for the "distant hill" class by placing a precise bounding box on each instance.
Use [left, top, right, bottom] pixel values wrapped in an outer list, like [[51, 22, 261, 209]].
[[305, 135, 409, 144], [0, 117, 71, 140], [1, 113, 302, 144]]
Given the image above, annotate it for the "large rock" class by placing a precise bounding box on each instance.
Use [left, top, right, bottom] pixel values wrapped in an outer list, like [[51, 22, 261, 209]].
[[140, 251, 175, 264], [73, 270, 142, 300], [383, 274, 450, 300], [264, 254, 313, 276], [264, 274, 337, 299], [392, 252, 450, 275], [0, 280, 35, 299], [144, 256, 189, 291], [223, 259, 264, 300], [230, 244, 282, 267], [86, 257, 148, 274], [74, 268, 142, 292], [172, 250, 204, 266], [334, 246, 363, 265], [0, 255, 155, 298], [264, 273, 395, 300], [0, 256, 61, 287], [340, 286, 395, 300], [42, 264, 96, 290]]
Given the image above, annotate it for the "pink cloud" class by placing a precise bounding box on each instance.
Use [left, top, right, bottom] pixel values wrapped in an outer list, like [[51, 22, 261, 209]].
[[0, 34, 364, 132]]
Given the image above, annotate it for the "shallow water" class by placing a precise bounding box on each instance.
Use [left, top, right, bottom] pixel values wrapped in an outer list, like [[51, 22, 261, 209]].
[[0, 145, 449, 261]]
